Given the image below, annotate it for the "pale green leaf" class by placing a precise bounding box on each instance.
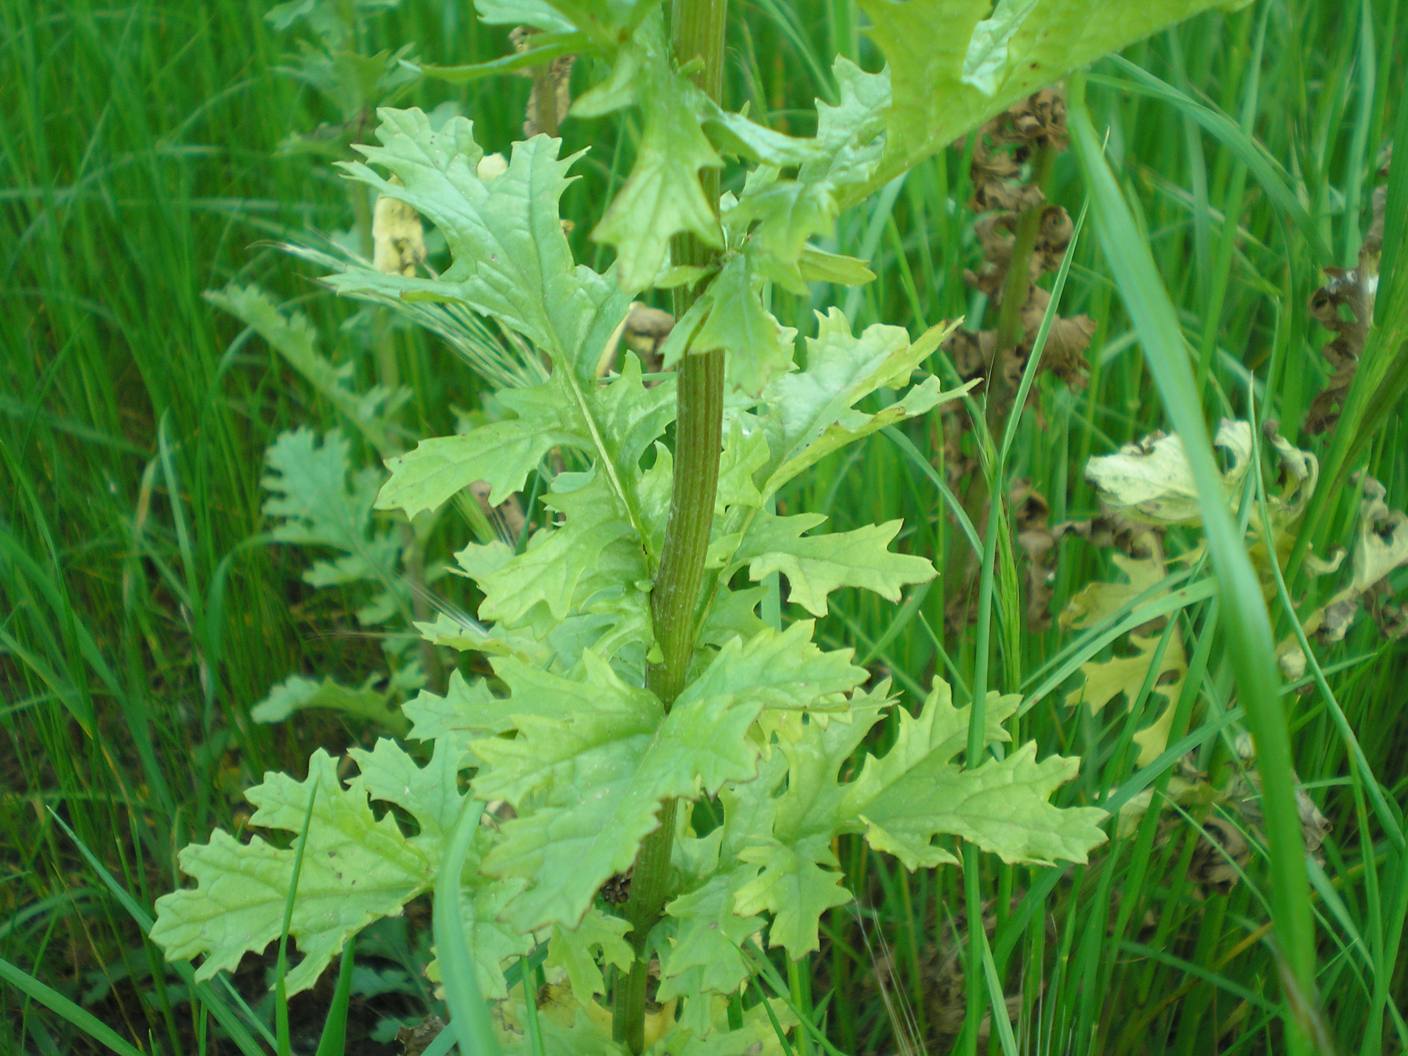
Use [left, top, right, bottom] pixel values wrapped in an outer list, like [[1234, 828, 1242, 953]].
[[855, 0, 1250, 200], [722, 708, 883, 958], [412, 612, 538, 659], [841, 680, 1018, 820], [733, 837, 850, 954], [456, 469, 647, 625], [714, 420, 769, 517], [334, 108, 629, 377], [152, 746, 446, 994], [349, 738, 467, 842], [737, 515, 935, 616], [474, 648, 763, 929], [690, 252, 797, 395], [586, 13, 722, 290], [647, 1000, 794, 1055], [250, 673, 400, 732], [474, 0, 571, 30], [546, 908, 634, 1003], [501, 1006, 625, 1056], [798, 245, 876, 287], [723, 59, 889, 277], [447, 873, 535, 1002], [962, 0, 1040, 94], [674, 622, 867, 716], [375, 381, 577, 517], [762, 310, 965, 494], [404, 669, 508, 749], [657, 871, 761, 1001], [854, 742, 1107, 867]]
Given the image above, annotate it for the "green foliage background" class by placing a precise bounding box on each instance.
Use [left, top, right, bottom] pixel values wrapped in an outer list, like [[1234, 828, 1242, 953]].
[[1, 0, 1405, 1053]]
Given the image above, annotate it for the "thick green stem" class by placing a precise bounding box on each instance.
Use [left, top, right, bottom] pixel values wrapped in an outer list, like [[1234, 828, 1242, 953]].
[[611, 0, 727, 1051]]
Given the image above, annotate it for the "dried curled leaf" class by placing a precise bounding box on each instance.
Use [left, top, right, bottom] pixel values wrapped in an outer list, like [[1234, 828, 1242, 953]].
[[1304, 475, 1408, 643], [511, 26, 576, 138], [944, 85, 1094, 416], [373, 185, 426, 277], [1062, 539, 1188, 765], [1085, 420, 1254, 524], [1306, 148, 1388, 434], [1011, 480, 1057, 631]]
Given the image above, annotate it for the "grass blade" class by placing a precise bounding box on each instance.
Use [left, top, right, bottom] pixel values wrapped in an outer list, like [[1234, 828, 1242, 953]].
[[1068, 72, 1319, 1056], [433, 802, 501, 1056], [0, 956, 146, 1056]]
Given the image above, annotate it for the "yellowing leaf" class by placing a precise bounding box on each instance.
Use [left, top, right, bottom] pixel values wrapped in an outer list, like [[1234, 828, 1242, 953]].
[[1085, 420, 1253, 524], [1061, 545, 1188, 765]]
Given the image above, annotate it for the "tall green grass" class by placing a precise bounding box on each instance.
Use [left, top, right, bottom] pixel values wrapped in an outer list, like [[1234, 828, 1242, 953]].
[[2, 0, 1404, 1053]]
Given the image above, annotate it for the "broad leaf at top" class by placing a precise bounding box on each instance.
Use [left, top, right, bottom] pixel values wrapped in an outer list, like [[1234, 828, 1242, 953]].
[[855, 0, 1251, 200]]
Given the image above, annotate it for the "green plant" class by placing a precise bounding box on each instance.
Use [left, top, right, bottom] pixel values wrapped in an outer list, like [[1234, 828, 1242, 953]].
[[206, 0, 542, 735], [149, 1, 1261, 1052]]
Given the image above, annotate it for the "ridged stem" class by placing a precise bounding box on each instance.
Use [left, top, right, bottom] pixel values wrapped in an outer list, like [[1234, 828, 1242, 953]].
[[611, 0, 727, 1051]]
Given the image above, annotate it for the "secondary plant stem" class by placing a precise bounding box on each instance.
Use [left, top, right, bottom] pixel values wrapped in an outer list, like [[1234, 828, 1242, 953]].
[[612, 0, 728, 1051]]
